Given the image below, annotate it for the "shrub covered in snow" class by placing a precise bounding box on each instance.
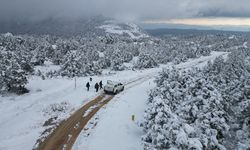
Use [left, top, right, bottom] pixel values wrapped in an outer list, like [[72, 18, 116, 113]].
[[43, 101, 72, 117]]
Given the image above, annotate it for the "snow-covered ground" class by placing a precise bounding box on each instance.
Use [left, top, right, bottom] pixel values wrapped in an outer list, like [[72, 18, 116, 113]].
[[0, 51, 227, 150], [176, 51, 228, 69], [34, 61, 60, 74]]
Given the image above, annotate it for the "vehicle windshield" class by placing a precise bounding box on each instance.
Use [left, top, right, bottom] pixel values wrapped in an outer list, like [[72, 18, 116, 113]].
[[107, 80, 120, 85], [107, 80, 113, 85]]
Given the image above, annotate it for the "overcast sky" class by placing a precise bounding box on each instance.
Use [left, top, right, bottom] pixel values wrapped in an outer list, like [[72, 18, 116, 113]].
[[1, 0, 250, 25]]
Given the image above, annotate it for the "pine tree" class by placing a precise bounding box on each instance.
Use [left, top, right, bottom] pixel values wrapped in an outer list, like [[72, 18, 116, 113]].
[[0, 50, 28, 94], [134, 53, 158, 69], [60, 51, 82, 77]]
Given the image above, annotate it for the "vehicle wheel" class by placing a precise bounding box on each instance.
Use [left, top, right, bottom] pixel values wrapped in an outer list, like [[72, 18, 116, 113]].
[[121, 87, 124, 91], [114, 90, 118, 94]]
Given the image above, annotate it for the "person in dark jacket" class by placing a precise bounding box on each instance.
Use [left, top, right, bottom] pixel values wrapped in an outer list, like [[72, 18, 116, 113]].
[[94, 83, 99, 92], [86, 82, 90, 91], [99, 81, 103, 89]]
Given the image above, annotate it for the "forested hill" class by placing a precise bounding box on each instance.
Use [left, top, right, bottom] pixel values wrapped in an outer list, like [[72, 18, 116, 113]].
[[0, 16, 148, 39], [0, 16, 106, 36]]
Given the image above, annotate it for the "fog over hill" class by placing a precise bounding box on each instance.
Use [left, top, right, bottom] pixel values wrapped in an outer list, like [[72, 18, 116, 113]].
[[0, 16, 107, 36]]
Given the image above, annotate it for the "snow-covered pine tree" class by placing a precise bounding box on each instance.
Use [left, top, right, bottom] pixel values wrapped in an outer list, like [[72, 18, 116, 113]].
[[60, 51, 82, 77], [31, 45, 47, 66], [60, 50, 101, 77], [134, 53, 158, 69], [109, 48, 126, 71], [0, 50, 28, 94]]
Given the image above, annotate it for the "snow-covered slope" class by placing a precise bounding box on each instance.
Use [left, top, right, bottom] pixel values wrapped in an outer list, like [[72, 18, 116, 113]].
[[99, 20, 149, 39]]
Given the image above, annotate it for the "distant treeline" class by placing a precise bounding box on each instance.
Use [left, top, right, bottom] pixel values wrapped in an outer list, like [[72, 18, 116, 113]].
[[146, 28, 250, 37]]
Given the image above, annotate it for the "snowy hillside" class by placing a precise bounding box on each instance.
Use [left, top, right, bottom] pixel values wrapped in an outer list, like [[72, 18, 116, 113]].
[[99, 20, 149, 39], [0, 16, 149, 39]]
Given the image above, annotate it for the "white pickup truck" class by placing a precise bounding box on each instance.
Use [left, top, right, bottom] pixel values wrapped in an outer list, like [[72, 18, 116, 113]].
[[104, 80, 124, 94]]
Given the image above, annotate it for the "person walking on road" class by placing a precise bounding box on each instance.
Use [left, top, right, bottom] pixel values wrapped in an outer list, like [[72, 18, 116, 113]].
[[99, 81, 103, 89], [94, 83, 99, 92], [86, 82, 90, 91]]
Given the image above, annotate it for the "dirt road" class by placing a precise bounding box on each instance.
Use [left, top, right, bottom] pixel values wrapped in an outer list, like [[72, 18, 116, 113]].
[[37, 94, 114, 150], [36, 76, 152, 150]]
